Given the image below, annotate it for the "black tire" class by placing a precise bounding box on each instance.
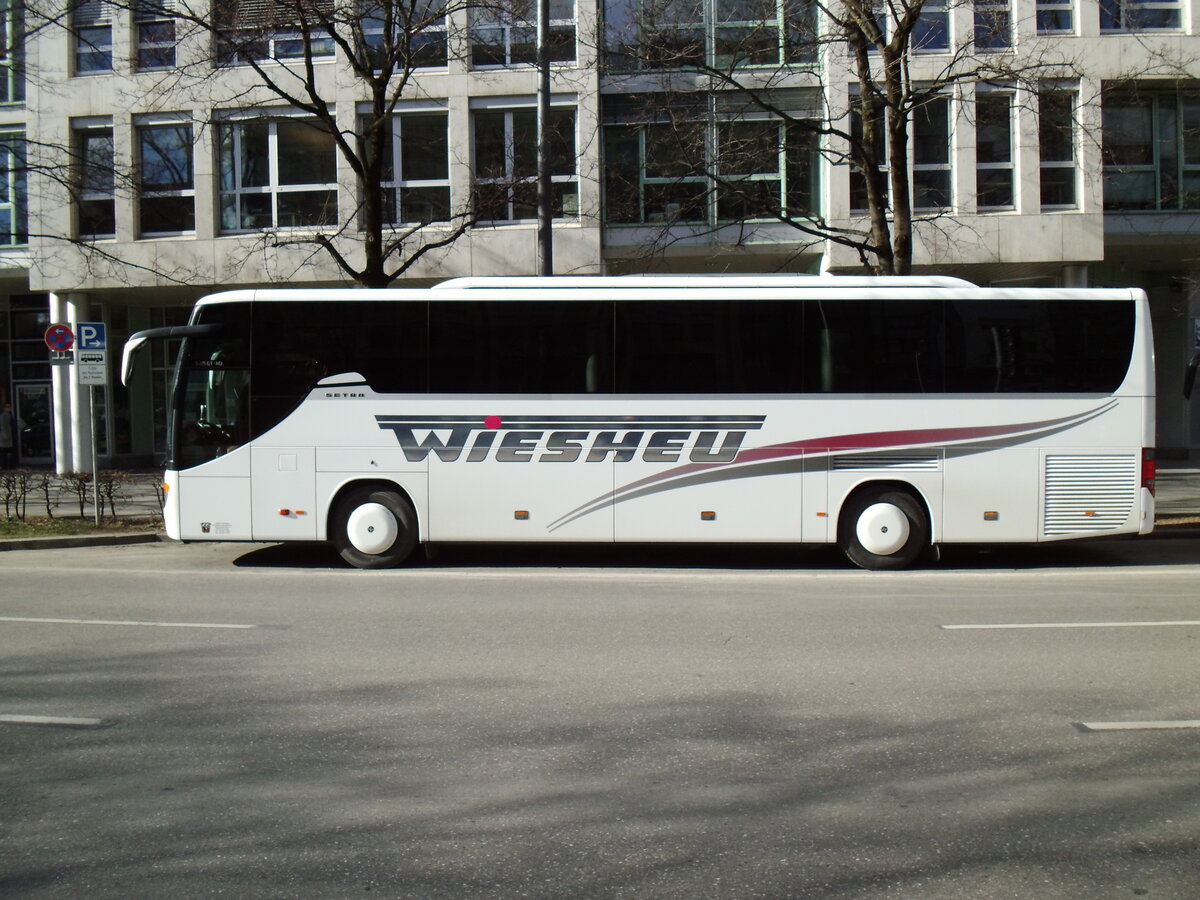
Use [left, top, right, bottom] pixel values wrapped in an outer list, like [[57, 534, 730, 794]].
[[331, 486, 418, 569], [838, 488, 929, 571]]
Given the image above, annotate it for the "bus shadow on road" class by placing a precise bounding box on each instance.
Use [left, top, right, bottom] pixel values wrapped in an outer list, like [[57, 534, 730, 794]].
[[231, 534, 1200, 572]]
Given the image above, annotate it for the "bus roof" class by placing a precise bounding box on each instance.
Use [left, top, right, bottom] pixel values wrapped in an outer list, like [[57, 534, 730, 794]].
[[433, 274, 978, 290]]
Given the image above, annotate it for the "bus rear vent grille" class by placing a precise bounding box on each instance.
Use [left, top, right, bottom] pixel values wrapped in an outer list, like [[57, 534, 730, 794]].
[[833, 455, 940, 471], [1043, 455, 1137, 535]]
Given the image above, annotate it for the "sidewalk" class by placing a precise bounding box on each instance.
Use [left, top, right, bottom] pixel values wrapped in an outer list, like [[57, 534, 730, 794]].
[[3, 465, 1199, 553], [1154, 462, 1200, 519]]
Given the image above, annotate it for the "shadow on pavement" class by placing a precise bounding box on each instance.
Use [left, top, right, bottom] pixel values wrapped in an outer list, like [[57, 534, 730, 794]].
[[232, 532, 1200, 572]]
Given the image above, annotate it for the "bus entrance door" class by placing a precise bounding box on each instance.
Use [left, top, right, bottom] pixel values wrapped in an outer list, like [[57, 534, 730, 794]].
[[251, 446, 317, 540]]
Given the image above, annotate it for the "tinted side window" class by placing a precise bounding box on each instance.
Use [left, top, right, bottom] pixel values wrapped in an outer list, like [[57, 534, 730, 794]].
[[251, 300, 428, 438], [615, 300, 803, 393], [805, 299, 945, 392], [945, 299, 1133, 392], [429, 300, 612, 393]]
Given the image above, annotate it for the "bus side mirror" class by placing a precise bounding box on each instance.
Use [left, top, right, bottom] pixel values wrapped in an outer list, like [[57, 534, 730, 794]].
[[121, 334, 149, 386], [120, 323, 223, 386], [1186, 353, 1200, 400]]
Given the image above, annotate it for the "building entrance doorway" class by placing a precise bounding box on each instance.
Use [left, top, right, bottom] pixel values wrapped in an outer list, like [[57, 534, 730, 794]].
[[14, 382, 52, 464]]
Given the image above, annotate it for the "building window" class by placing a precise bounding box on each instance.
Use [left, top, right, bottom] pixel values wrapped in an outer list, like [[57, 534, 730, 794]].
[[603, 94, 819, 225], [135, 0, 177, 70], [912, 97, 951, 210], [1100, 0, 1181, 31], [713, 0, 817, 67], [139, 123, 194, 235], [0, 0, 25, 103], [214, 0, 336, 65], [1036, 0, 1073, 32], [974, 0, 1011, 50], [975, 92, 1013, 209], [361, 0, 447, 69], [77, 126, 115, 238], [472, 0, 575, 67], [218, 118, 338, 231], [381, 113, 450, 224], [0, 131, 26, 245], [603, 0, 817, 71], [1103, 90, 1200, 211], [1039, 90, 1077, 208], [473, 107, 578, 222], [850, 96, 950, 212], [72, 0, 113, 73], [864, 0, 947, 53]]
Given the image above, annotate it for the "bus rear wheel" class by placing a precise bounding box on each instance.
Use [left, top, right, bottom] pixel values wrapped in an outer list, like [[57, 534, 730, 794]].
[[332, 487, 418, 569], [838, 488, 929, 571]]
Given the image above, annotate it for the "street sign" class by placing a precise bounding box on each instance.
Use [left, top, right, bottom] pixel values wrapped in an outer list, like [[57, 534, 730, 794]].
[[77, 322, 107, 351], [49, 351, 74, 365], [78, 350, 107, 386], [45, 323, 75, 352]]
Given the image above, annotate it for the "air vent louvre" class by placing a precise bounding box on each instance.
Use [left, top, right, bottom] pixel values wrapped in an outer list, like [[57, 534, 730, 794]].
[[1044, 455, 1137, 535], [833, 455, 940, 471]]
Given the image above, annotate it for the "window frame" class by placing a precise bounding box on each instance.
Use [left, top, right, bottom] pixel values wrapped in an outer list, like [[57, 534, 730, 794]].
[[471, 0, 576, 68], [0, 130, 26, 246], [380, 111, 452, 225], [214, 0, 336, 66], [1099, 0, 1182, 32], [76, 124, 116, 239], [974, 0, 1011, 50], [0, 0, 25, 103], [1035, 0, 1073, 33], [1039, 89, 1078, 210], [72, 0, 113, 74], [138, 120, 196, 236], [135, 0, 178, 71], [1102, 89, 1200, 212], [975, 91, 1014, 211], [472, 106, 579, 223], [360, 0, 448, 69], [607, 0, 817, 72], [218, 116, 340, 233], [850, 93, 952, 214]]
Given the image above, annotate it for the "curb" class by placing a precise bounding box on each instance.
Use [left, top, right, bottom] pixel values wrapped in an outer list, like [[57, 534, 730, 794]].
[[0, 532, 165, 552]]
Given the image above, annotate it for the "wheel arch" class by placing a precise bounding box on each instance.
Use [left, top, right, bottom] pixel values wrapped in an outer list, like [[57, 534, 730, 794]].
[[834, 479, 935, 546], [323, 477, 424, 543]]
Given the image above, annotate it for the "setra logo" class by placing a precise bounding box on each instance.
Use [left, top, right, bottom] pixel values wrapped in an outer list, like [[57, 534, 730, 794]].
[[376, 415, 766, 464]]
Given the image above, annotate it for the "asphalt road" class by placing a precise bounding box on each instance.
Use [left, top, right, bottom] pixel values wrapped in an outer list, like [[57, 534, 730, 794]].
[[2, 538, 1199, 898]]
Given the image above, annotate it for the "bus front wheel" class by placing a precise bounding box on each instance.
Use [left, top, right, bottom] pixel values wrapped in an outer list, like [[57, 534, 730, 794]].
[[332, 487, 418, 569], [838, 489, 929, 571]]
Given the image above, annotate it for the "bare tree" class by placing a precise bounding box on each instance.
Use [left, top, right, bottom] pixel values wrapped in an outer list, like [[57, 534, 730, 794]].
[[601, 0, 1085, 274], [35, 0, 514, 288]]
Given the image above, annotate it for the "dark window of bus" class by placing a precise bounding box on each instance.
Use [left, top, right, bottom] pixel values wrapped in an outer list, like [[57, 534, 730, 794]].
[[615, 301, 803, 393], [805, 299, 945, 392], [172, 302, 251, 469], [251, 300, 428, 435], [429, 300, 612, 393], [944, 299, 1133, 392]]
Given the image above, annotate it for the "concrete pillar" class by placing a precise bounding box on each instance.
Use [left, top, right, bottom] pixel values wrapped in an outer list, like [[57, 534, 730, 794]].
[[1061, 265, 1089, 287], [1188, 276, 1200, 459], [66, 294, 94, 473], [49, 293, 73, 474]]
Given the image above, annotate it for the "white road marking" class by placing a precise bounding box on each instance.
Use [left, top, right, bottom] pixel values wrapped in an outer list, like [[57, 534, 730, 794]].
[[0, 714, 104, 727], [941, 620, 1200, 631], [0, 616, 255, 630], [1076, 720, 1200, 732]]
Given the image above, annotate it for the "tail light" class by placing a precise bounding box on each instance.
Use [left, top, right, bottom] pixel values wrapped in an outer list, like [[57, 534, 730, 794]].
[[1142, 449, 1156, 496]]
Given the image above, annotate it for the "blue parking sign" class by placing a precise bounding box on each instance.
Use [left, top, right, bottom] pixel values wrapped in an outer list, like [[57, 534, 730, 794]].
[[77, 322, 107, 351]]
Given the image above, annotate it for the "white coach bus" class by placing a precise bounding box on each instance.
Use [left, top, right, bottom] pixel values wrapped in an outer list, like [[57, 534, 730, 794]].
[[122, 276, 1156, 569]]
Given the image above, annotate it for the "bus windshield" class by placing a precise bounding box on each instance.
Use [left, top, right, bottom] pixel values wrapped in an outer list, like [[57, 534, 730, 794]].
[[172, 304, 250, 469]]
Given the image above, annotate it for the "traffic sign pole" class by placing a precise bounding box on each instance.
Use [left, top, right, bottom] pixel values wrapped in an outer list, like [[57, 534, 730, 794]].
[[76, 322, 108, 521]]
